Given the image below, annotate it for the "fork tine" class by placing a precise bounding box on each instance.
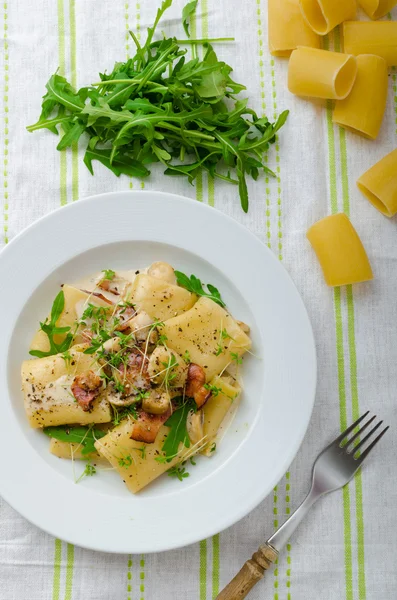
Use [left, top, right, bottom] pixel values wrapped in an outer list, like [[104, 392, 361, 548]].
[[352, 420, 383, 454], [355, 426, 389, 464], [335, 411, 370, 445], [344, 414, 376, 449]]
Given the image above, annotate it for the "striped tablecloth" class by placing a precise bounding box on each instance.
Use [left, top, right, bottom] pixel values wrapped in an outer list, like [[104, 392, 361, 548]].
[[1, 1, 397, 599]]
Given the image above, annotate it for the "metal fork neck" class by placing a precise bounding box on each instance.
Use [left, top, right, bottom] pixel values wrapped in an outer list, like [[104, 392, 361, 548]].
[[267, 484, 321, 551]]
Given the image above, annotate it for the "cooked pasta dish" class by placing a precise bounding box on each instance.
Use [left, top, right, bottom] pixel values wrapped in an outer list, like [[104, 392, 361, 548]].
[[21, 262, 251, 492]]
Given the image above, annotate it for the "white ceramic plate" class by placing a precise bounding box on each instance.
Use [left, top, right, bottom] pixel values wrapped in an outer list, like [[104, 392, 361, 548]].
[[0, 191, 316, 553]]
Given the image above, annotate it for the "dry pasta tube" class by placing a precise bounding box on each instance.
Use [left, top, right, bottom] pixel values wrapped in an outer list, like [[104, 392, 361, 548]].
[[288, 47, 357, 100], [268, 0, 320, 57], [299, 0, 356, 35], [357, 149, 397, 218], [359, 0, 397, 20], [333, 55, 388, 140], [343, 21, 397, 67], [307, 214, 373, 286]]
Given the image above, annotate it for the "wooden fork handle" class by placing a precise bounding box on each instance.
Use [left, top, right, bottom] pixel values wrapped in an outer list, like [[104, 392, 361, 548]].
[[216, 543, 278, 600]]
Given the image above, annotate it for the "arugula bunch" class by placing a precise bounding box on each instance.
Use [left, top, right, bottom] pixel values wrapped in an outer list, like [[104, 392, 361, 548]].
[[27, 0, 288, 212]]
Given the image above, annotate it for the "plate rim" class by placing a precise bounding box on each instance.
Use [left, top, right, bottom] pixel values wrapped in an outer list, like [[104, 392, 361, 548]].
[[0, 190, 317, 553]]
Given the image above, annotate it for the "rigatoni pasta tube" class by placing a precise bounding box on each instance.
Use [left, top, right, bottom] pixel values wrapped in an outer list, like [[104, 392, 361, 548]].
[[307, 214, 373, 286], [299, 0, 356, 35], [268, 0, 320, 57], [95, 376, 240, 493], [357, 149, 397, 218], [343, 21, 397, 67], [288, 47, 357, 100], [333, 55, 388, 140], [359, 0, 397, 20]]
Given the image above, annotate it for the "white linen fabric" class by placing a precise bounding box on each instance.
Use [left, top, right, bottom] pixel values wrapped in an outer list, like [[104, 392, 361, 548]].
[[0, 1, 396, 598]]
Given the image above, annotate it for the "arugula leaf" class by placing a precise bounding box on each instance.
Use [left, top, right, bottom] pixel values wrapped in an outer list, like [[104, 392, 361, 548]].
[[43, 426, 106, 456], [29, 290, 75, 358], [56, 121, 86, 151], [42, 73, 85, 114], [175, 271, 226, 307], [27, 0, 288, 212], [182, 0, 198, 38], [161, 399, 196, 461], [83, 148, 150, 178]]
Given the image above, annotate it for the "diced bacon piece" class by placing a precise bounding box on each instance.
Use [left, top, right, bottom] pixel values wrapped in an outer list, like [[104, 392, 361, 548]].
[[130, 409, 171, 443], [71, 370, 102, 412]]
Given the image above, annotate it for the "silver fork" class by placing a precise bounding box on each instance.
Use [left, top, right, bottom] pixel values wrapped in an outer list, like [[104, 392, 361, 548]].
[[217, 412, 389, 600]]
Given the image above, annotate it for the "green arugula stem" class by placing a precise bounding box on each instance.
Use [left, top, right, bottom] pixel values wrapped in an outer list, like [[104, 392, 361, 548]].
[[175, 37, 235, 43]]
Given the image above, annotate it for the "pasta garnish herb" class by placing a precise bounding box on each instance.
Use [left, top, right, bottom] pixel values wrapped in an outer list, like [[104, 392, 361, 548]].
[[102, 269, 115, 281], [210, 442, 217, 453], [204, 383, 222, 397], [182, 350, 191, 363], [118, 454, 133, 468], [26, 0, 288, 213], [230, 352, 243, 365], [76, 461, 97, 484], [161, 354, 179, 391], [220, 328, 234, 341], [157, 334, 168, 346], [61, 350, 73, 368], [112, 404, 139, 426], [159, 398, 197, 462], [132, 445, 147, 460], [215, 343, 224, 357], [167, 465, 189, 481], [174, 271, 226, 307], [29, 290, 75, 358]]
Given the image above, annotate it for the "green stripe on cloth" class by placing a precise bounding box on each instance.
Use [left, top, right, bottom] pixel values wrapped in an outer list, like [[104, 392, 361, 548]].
[[53, 0, 67, 593], [347, 285, 366, 600], [256, 0, 271, 247], [3, 2, 9, 244], [136, 0, 141, 41], [285, 473, 291, 600], [63, 1, 78, 593], [266, 10, 290, 595], [269, 57, 282, 260], [191, 4, 205, 593], [125, 1, 133, 194], [127, 556, 133, 599], [201, 0, 215, 207], [273, 486, 279, 600], [136, 1, 144, 191], [203, 3, 217, 594], [125, 2, 130, 58], [189, 7, 203, 200], [57, 0, 67, 206], [52, 538, 62, 600], [69, 0, 79, 201], [212, 535, 220, 599], [140, 555, 145, 600], [335, 24, 367, 600], [200, 539, 207, 600], [334, 286, 354, 600], [64, 543, 74, 600], [324, 31, 354, 600]]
